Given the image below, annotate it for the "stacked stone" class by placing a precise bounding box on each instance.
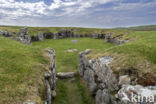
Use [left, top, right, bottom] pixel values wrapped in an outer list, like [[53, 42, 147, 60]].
[[19, 27, 31, 45], [79, 49, 119, 104], [57, 30, 75, 38], [43, 32, 54, 39], [105, 33, 112, 42], [45, 49, 56, 104], [31, 32, 44, 41], [0, 30, 12, 37]]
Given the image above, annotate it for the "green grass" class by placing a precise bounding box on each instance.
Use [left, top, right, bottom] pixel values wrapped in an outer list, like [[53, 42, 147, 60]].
[[33, 38, 113, 72], [0, 36, 48, 103]]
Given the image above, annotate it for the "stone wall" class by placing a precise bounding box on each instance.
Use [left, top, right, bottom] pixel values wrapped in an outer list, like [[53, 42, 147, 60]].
[[44, 49, 57, 104], [31, 32, 44, 41], [0, 30, 13, 37], [79, 49, 156, 104], [105, 33, 129, 45]]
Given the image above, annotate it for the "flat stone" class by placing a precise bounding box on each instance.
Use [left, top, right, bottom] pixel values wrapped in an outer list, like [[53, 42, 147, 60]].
[[57, 72, 76, 78], [67, 49, 78, 52], [118, 75, 131, 85]]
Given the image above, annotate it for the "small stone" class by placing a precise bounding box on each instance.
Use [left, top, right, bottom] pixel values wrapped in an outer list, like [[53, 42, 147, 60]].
[[23, 102, 36, 104], [57, 72, 76, 78], [52, 90, 56, 98], [67, 49, 78, 52], [119, 75, 131, 85]]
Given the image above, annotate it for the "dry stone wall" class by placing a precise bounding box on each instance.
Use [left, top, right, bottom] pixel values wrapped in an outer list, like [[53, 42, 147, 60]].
[[44, 49, 57, 104], [79, 49, 156, 104]]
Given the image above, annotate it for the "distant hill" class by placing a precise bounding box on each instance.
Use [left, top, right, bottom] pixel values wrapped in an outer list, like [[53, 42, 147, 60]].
[[116, 25, 156, 31]]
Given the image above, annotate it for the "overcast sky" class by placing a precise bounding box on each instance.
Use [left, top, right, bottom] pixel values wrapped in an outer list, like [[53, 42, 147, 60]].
[[0, 0, 156, 28]]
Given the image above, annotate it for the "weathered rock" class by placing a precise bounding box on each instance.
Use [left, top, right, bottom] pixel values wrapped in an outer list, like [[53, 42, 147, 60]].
[[84, 68, 97, 95], [96, 89, 114, 104], [19, 27, 31, 45], [67, 49, 78, 52], [79, 49, 119, 104], [44, 49, 56, 104], [57, 72, 76, 78], [37, 32, 44, 41], [105, 33, 112, 42], [119, 75, 131, 85]]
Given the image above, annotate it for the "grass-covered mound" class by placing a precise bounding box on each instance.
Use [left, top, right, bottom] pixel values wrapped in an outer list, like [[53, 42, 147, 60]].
[[0, 36, 48, 103], [88, 31, 156, 86]]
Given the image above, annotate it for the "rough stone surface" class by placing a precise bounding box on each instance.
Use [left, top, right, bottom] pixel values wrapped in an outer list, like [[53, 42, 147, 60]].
[[84, 68, 97, 95], [105, 33, 112, 42], [19, 27, 31, 45], [44, 49, 56, 104], [96, 89, 113, 104], [79, 49, 118, 104]]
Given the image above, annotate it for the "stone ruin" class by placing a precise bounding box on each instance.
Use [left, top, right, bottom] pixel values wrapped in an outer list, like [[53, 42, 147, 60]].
[[31, 32, 44, 41], [18, 27, 31, 45], [43, 32, 54, 39], [0, 30, 13, 37], [44, 49, 57, 104]]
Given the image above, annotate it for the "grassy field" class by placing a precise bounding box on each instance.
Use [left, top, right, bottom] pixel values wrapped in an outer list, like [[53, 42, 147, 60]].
[[32, 38, 113, 104], [0, 25, 156, 103], [0, 36, 48, 103]]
